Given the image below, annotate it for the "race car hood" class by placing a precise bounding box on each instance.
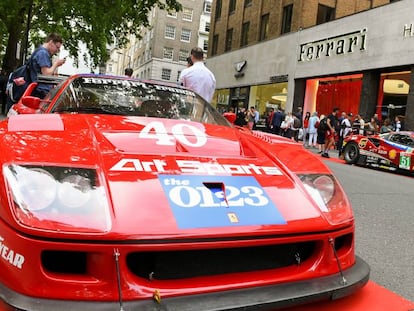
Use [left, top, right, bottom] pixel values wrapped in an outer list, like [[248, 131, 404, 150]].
[[0, 114, 347, 239]]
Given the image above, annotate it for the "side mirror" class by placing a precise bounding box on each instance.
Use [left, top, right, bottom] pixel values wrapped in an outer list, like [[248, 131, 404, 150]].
[[21, 96, 41, 109]]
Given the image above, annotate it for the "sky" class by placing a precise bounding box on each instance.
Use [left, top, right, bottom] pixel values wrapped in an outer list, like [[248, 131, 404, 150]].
[[57, 45, 98, 75]]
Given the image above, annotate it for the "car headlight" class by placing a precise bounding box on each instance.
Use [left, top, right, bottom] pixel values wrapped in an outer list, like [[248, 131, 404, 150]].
[[298, 174, 353, 225], [4, 164, 111, 233]]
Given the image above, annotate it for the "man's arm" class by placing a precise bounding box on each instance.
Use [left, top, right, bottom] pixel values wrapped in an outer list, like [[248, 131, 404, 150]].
[[41, 58, 66, 75], [327, 117, 332, 131]]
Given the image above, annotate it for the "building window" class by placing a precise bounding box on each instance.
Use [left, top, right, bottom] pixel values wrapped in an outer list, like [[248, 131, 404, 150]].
[[161, 68, 171, 80], [165, 25, 176, 39], [163, 47, 173, 60], [317, 4, 335, 25], [281, 4, 293, 34], [205, 22, 210, 32], [228, 0, 236, 15], [204, 1, 211, 13], [177, 71, 181, 82], [167, 11, 177, 18], [182, 7, 193, 21], [215, 0, 222, 19], [212, 34, 219, 56], [181, 29, 191, 42], [203, 40, 208, 51], [244, 0, 252, 7], [259, 13, 269, 41], [240, 22, 249, 47], [179, 50, 189, 62], [225, 28, 233, 52]]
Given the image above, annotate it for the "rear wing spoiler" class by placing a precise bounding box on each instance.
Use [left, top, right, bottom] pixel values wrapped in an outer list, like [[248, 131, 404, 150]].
[[36, 74, 68, 85]]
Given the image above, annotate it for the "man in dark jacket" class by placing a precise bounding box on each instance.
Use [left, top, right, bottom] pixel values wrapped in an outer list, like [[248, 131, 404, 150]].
[[322, 107, 339, 158], [271, 108, 285, 135]]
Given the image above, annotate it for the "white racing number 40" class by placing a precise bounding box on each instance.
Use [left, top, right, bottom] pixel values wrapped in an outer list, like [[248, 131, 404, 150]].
[[139, 121, 207, 147]]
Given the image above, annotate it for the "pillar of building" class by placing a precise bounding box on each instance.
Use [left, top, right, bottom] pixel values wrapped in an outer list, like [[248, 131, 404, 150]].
[[359, 70, 380, 120], [293, 79, 306, 112], [404, 66, 414, 131]]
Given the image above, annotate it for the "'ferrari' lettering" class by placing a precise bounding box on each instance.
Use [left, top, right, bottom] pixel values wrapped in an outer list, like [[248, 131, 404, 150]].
[[0, 236, 25, 269]]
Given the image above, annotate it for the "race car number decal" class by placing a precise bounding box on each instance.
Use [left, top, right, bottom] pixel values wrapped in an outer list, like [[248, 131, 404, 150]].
[[159, 175, 286, 229], [399, 153, 411, 170], [139, 121, 207, 147], [358, 138, 368, 148]]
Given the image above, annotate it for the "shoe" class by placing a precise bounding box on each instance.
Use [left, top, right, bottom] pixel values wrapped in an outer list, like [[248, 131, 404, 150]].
[[318, 151, 323, 154], [321, 153, 330, 158]]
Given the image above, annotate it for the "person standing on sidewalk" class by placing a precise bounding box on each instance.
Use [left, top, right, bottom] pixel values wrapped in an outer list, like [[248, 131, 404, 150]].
[[308, 111, 319, 148], [178, 47, 216, 103], [322, 107, 339, 158], [338, 112, 353, 158]]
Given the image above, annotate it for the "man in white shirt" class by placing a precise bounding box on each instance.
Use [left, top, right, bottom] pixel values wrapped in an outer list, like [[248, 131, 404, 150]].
[[338, 112, 353, 158], [179, 47, 216, 103]]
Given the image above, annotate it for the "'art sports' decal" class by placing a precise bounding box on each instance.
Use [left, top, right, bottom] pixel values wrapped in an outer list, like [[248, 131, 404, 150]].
[[158, 175, 286, 229]]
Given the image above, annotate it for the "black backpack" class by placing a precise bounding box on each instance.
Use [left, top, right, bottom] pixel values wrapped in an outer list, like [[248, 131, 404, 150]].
[[293, 116, 301, 129], [319, 117, 328, 131], [6, 49, 40, 104]]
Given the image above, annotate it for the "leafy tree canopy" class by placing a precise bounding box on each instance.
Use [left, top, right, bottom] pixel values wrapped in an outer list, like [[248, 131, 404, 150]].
[[0, 0, 182, 73]]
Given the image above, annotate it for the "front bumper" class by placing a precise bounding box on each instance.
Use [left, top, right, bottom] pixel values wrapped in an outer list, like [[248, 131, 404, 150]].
[[1, 256, 369, 311]]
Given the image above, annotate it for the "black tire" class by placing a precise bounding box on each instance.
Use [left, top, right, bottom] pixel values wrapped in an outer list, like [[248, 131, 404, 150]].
[[343, 142, 360, 164]]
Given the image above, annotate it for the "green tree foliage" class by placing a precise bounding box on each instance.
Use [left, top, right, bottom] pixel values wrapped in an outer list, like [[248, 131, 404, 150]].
[[0, 0, 182, 73]]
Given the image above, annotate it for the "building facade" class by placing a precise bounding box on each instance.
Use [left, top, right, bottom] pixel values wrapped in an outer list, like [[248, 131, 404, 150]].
[[105, 1, 212, 83], [206, 0, 414, 129]]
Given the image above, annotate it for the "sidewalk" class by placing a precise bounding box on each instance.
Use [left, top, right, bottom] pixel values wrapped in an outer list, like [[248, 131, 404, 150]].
[[303, 143, 345, 164]]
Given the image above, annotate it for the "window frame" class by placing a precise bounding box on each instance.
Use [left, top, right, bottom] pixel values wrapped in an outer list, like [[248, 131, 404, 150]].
[[240, 22, 250, 47], [165, 25, 176, 39], [182, 7, 193, 21], [163, 47, 174, 60], [259, 13, 269, 41], [229, 0, 236, 15], [281, 4, 293, 34], [161, 68, 172, 81], [180, 29, 192, 42]]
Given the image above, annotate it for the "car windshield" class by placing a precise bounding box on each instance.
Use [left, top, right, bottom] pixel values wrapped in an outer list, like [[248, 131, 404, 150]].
[[51, 76, 230, 126], [384, 132, 414, 147]]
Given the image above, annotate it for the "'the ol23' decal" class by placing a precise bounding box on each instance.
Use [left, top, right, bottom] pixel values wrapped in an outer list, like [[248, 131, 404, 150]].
[[139, 121, 207, 147], [159, 175, 286, 229], [168, 184, 269, 208]]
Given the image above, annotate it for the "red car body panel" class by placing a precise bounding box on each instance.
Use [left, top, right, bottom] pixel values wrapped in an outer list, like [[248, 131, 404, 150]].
[[0, 74, 369, 310]]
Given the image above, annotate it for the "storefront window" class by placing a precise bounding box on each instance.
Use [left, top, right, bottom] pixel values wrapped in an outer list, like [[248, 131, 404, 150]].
[[250, 82, 288, 118], [213, 89, 230, 113], [377, 71, 410, 122], [306, 74, 362, 117]]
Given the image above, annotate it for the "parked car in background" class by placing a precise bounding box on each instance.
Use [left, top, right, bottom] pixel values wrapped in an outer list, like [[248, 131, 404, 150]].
[[343, 131, 414, 174], [1, 74, 369, 310]]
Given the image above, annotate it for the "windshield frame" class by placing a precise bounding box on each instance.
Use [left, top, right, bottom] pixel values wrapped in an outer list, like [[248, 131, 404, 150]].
[[50, 76, 230, 127]]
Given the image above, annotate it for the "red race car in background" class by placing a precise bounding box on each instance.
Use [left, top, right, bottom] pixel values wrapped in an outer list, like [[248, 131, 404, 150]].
[[342, 131, 414, 174], [1, 74, 369, 311]]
